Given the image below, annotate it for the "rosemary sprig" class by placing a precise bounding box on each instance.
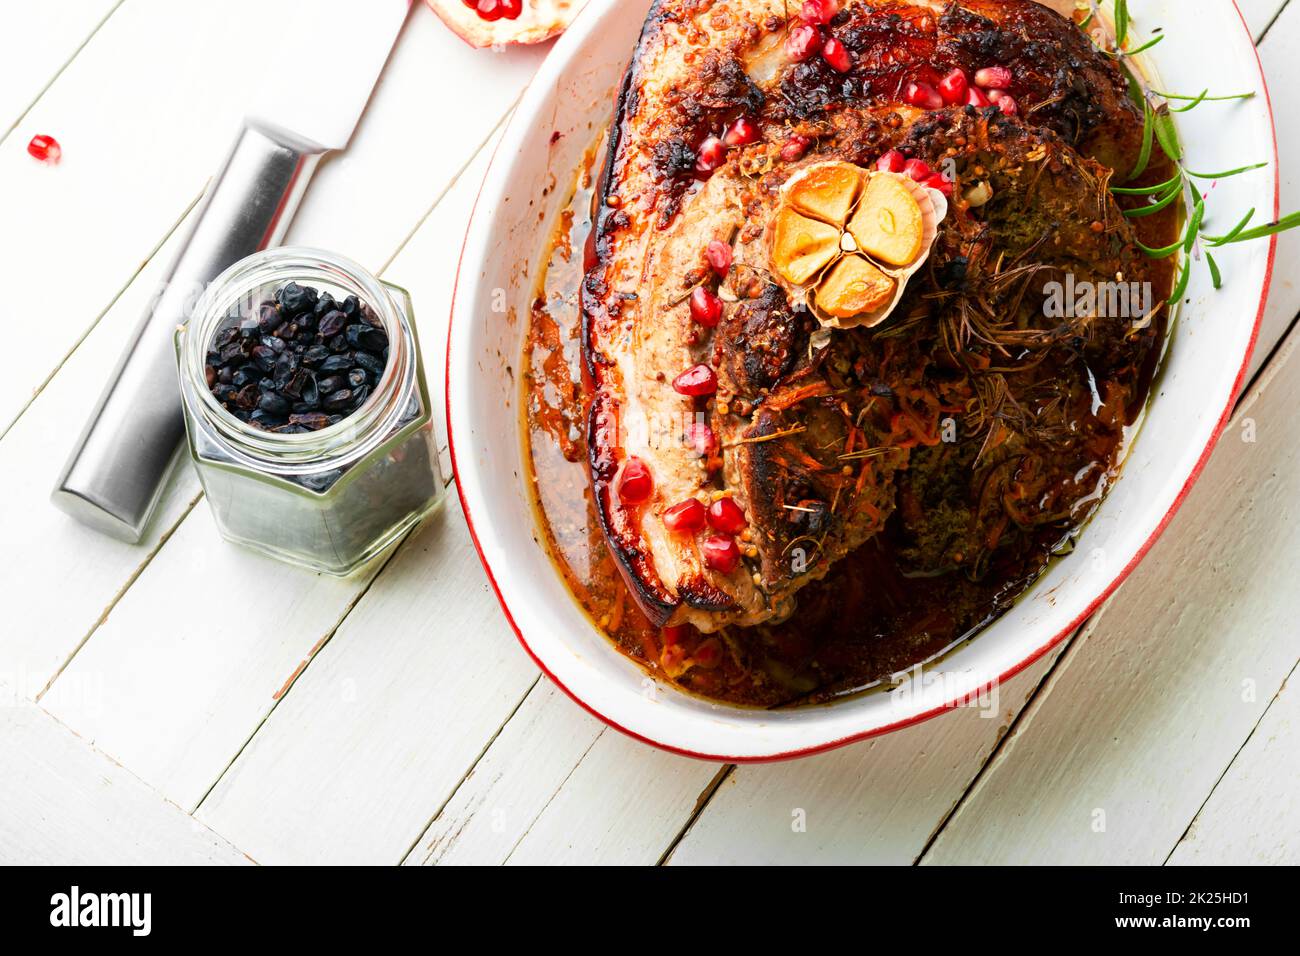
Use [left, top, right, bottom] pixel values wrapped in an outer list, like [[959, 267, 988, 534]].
[[1089, 0, 1297, 303]]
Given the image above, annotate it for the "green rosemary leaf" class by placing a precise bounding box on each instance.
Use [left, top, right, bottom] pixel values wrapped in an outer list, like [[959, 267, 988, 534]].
[[1168, 259, 1192, 305], [1152, 105, 1183, 162], [1184, 196, 1205, 253], [1126, 34, 1164, 56], [1203, 208, 1256, 246], [1167, 88, 1208, 112], [1212, 210, 1300, 244], [1115, 0, 1130, 46], [1129, 99, 1155, 181], [1185, 162, 1268, 180], [1123, 182, 1183, 218], [1139, 236, 1186, 259], [1156, 90, 1256, 102], [1207, 252, 1222, 290], [1112, 171, 1184, 195]]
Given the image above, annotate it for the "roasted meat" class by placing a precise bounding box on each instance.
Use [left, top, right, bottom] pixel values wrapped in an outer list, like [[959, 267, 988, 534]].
[[582, 0, 1150, 632]]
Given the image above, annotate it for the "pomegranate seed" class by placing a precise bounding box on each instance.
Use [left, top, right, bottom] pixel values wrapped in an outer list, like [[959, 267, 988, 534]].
[[988, 89, 1019, 115], [938, 68, 968, 105], [780, 134, 812, 162], [693, 638, 723, 668], [673, 364, 718, 397], [663, 498, 707, 533], [499, 0, 523, 18], [785, 24, 823, 62], [702, 536, 741, 574], [974, 65, 1013, 90], [800, 0, 839, 25], [705, 240, 733, 276], [618, 458, 654, 505], [707, 497, 748, 534], [27, 134, 61, 164], [904, 158, 932, 181], [876, 149, 907, 173], [966, 86, 991, 108], [821, 37, 852, 73], [684, 422, 718, 457], [723, 116, 759, 147], [695, 135, 728, 174], [689, 286, 723, 327], [661, 625, 688, 647], [904, 80, 943, 110], [470, 0, 507, 21], [923, 173, 954, 197]]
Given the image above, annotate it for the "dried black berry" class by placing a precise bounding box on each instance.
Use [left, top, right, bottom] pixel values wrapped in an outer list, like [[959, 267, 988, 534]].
[[206, 281, 391, 433]]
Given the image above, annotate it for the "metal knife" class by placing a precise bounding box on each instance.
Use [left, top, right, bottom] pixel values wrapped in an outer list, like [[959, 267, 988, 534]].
[[52, 0, 413, 542]]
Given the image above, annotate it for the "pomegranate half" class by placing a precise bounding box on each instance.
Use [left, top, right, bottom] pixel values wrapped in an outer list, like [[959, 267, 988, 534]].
[[425, 0, 583, 48]]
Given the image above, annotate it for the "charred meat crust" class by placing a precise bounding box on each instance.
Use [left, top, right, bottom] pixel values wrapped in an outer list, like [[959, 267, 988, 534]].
[[581, 0, 1150, 635]]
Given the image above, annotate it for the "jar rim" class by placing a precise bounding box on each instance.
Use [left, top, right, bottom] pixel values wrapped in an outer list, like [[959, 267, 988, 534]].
[[179, 246, 415, 472]]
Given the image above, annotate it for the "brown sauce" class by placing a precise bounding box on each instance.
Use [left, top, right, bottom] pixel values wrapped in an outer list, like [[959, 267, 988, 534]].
[[523, 127, 1178, 709]]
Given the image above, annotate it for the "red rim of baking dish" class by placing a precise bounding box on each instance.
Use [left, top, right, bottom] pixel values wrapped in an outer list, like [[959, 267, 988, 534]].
[[445, 0, 1279, 763]]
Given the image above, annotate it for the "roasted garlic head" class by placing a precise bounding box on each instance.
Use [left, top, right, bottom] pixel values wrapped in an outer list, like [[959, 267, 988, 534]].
[[770, 160, 947, 330]]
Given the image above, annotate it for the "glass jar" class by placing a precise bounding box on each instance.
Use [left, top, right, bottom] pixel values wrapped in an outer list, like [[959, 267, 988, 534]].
[[176, 247, 443, 575]]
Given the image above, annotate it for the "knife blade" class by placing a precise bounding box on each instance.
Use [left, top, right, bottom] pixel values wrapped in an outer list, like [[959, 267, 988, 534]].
[[53, 0, 413, 543]]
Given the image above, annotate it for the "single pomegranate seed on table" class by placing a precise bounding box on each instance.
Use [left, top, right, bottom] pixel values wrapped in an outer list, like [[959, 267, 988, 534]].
[[876, 149, 907, 173], [904, 80, 943, 110], [689, 286, 723, 327], [723, 116, 759, 147], [705, 239, 733, 276], [673, 364, 719, 397], [938, 67, 968, 105], [684, 422, 718, 457], [966, 86, 991, 108], [27, 134, 61, 164], [663, 498, 707, 533], [974, 65, 1013, 90], [618, 457, 654, 505], [821, 37, 852, 73], [707, 497, 748, 534], [785, 24, 823, 62], [800, 0, 839, 24], [702, 536, 742, 574], [988, 89, 1019, 115], [904, 158, 932, 181], [780, 134, 812, 162], [695, 135, 728, 174]]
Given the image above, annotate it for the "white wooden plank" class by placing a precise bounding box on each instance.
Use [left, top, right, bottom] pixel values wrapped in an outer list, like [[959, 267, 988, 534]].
[[195, 494, 542, 865], [40, 503, 387, 811], [1167, 663, 1300, 865], [0, 0, 117, 135], [0, 0, 293, 433], [0, 219, 202, 695], [666, 651, 1061, 865], [37, 125, 509, 816], [1252, 0, 1300, 376], [0, 685, 250, 865], [921, 326, 1300, 865], [0, 0, 545, 434], [404, 679, 722, 866], [504, 723, 723, 866]]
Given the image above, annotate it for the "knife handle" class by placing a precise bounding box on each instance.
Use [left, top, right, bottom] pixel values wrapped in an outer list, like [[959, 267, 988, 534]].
[[52, 120, 328, 542]]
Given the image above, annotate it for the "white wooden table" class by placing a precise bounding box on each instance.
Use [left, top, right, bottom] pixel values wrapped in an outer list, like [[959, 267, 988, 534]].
[[2, 0, 1297, 866]]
